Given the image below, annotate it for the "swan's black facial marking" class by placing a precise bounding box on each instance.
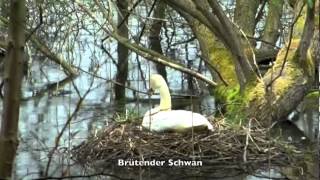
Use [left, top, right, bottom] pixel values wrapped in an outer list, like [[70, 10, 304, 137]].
[[148, 88, 154, 95]]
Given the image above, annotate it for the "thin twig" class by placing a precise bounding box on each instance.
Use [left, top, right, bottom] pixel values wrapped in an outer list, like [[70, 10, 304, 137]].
[[76, 0, 218, 87], [33, 172, 134, 180], [243, 119, 252, 163], [25, 4, 43, 42], [72, 64, 150, 95], [44, 76, 95, 176], [254, 0, 267, 26], [197, 54, 228, 86], [266, 2, 306, 88]]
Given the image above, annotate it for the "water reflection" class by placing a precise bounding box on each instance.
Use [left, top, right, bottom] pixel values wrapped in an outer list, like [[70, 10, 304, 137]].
[[6, 63, 318, 179], [13, 88, 319, 179], [287, 94, 319, 141], [16, 71, 215, 179]]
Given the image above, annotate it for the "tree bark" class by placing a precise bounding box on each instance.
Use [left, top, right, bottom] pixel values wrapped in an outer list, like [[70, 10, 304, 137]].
[[246, 41, 315, 123], [78, 0, 319, 124], [166, 0, 258, 91], [164, 0, 317, 124], [245, 2, 317, 123], [149, 1, 167, 82], [234, 0, 259, 37], [114, 0, 129, 109], [0, 0, 26, 178], [261, 0, 284, 50]]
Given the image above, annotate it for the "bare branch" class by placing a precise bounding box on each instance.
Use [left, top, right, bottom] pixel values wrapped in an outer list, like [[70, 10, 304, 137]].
[[165, 0, 258, 89], [266, 3, 307, 88], [191, 0, 231, 48], [111, 32, 217, 86], [76, 1, 217, 87], [44, 75, 94, 176], [0, 16, 78, 77], [208, 0, 257, 83], [163, 0, 214, 31]]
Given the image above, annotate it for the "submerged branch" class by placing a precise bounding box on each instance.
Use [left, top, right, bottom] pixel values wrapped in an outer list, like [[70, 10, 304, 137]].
[[22, 75, 75, 101], [30, 37, 78, 77]]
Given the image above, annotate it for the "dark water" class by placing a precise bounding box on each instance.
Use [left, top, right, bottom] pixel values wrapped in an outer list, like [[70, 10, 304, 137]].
[[9, 60, 215, 179], [0, 61, 317, 179]]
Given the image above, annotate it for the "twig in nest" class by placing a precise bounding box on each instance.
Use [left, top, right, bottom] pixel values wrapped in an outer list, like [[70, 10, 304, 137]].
[[71, 119, 308, 176], [243, 119, 252, 162]]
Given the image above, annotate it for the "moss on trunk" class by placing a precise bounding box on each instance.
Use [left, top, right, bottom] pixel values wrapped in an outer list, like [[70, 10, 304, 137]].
[[169, 0, 318, 125], [191, 26, 316, 125]]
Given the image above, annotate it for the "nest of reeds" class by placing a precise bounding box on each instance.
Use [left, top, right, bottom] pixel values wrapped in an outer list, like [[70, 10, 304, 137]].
[[72, 118, 312, 178]]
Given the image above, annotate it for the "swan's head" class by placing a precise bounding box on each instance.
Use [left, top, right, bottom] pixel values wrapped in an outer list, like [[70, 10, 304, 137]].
[[149, 74, 167, 93], [148, 74, 171, 111]]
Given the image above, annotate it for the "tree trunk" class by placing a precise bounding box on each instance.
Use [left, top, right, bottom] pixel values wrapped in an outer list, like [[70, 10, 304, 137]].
[[108, 0, 317, 124], [164, 0, 318, 124], [234, 0, 259, 37], [261, 0, 284, 50], [0, 0, 26, 178], [245, 39, 317, 124], [149, 1, 168, 82], [246, 1, 318, 123], [114, 0, 129, 110]]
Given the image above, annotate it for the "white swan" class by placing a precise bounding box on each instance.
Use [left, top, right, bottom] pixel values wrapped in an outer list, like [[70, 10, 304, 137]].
[[142, 74, 214, 133]]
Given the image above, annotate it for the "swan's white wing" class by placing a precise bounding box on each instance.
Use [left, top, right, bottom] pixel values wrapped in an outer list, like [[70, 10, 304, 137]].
[[142, 110, 213, 132]]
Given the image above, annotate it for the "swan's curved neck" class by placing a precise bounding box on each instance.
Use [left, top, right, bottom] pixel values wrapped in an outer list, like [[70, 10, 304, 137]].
[[159, 84, 171, 111]]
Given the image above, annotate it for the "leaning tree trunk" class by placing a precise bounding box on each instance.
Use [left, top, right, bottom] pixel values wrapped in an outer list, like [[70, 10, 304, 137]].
[[0, 0, 26, 178], [245, 1, 318, 123], [164, 0, 318, 124]]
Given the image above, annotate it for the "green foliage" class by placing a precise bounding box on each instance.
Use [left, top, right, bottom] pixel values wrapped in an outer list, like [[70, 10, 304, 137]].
[[303, 90, 319, 109], [305, 90, 319, 98], [214, 85, 247, 124], [113, 109, 141, 124]]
